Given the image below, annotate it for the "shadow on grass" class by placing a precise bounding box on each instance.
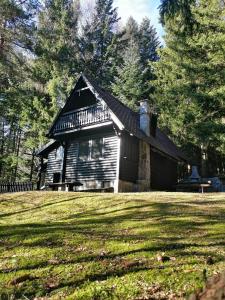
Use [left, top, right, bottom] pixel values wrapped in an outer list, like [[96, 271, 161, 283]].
[[0, 195, 225, 297], [0, 194, 98, 218]]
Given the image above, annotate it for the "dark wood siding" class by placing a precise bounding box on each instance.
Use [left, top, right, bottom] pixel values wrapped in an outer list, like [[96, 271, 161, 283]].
[[119, 133, 139, 183], [65, 133, 118, 182], [45, 149, 62, 182], [151, 149, 178, 191]]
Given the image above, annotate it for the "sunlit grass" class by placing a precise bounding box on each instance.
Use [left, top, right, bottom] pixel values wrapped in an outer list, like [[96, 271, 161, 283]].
[[0, 191, 225, 299]]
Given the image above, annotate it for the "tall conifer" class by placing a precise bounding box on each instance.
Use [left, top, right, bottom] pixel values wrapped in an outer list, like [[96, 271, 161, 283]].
[[0, 0, 38, 180], [21, 0, 81, 150], [79, 0, 120, 87], [112, 41, 143, 111], [153, 0, 225, 174]]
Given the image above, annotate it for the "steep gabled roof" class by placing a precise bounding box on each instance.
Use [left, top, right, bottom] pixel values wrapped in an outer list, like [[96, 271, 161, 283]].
[[83, 74, 186, 161], [46, 73, 186, 161]]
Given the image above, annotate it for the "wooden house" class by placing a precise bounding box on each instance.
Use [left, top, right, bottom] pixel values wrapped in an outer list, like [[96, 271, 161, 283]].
[[36, 74, 186, 192]]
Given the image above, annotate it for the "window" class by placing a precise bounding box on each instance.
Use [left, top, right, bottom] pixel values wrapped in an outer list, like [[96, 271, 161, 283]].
[[79, 140, 89, 161], [79, 138, 104, 161], [91, 138, 103, 159], [53, 172, 61, 183], [55, 146, 64, 160]]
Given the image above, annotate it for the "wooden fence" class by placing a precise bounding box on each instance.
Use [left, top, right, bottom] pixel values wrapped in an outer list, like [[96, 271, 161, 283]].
[[0, 182, 34, 193]]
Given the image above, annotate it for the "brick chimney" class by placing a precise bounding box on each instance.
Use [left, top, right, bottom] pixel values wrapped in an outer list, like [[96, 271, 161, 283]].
[[139, 100, 150, 136]]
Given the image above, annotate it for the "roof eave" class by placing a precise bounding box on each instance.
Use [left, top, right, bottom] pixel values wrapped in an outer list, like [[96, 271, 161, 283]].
[[82, 74, 125, 131]]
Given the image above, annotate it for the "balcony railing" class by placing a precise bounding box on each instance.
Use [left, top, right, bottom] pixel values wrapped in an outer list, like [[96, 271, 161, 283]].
[[53, 105, 111, 133]]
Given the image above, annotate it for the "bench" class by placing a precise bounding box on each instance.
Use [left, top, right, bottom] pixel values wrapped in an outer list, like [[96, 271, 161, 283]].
[[176, 183, 213, 193], [47, 182, 83, 191]]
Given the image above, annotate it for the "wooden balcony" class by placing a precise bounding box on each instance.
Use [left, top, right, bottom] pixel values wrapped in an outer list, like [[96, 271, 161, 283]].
[[53, 105, 111, 133]]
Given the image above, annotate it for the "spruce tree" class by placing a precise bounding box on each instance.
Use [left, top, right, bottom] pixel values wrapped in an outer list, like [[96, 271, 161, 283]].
[[20, 0, 81, 150], [114, 16, 160, 107], [79, 0, 121, 87], [159, 0, 195, 32], [139, 17, 160, 64], [112, 41, 143, 111], [152, 0, 225, 174], [123, 16, 139, 44], [138, 17, 160, 98], [122, 16, 159, 64]]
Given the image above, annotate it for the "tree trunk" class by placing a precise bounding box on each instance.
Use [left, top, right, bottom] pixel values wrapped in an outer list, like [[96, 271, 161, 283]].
[[14, 128, 21, 181]]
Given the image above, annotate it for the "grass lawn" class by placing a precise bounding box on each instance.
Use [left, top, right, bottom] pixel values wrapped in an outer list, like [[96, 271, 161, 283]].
[[0, 191, 225, 299]]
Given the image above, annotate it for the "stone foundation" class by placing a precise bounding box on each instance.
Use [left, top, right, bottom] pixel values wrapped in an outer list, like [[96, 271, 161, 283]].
[[137, 179, 151, 192], [76, 180, 114, 191], [117, 180, 137, 192], [116, 179, 151, 193]]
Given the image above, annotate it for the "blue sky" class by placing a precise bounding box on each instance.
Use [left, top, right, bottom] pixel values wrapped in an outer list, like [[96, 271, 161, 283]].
[[114, 0, 164, 42], [80, 0, 164, 43]]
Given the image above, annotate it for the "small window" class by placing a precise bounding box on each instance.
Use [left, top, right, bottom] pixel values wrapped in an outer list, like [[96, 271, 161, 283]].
[[53, 172, 61, 183], [91, 139, 103, 160], [55, 146, 64, 160], [79, 140, 89, 161], [79, 138, 104, 161]]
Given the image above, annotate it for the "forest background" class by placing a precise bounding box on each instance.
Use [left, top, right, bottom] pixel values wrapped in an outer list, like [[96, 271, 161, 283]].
[[0, 0, 225, 181]]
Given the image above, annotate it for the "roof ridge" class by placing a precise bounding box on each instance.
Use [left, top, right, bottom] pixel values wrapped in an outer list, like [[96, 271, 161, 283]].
[[45, 73, 185, 161], [83, 73, 139, 116]]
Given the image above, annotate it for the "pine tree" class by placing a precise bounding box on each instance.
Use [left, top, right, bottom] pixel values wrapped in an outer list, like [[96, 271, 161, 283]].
[[115, 16, 160, 105], [152, 0, 225, 175], [79, 0, 121, 87], [0, 0, 38, 180], [159, 0, 195, 32], [122, 16, 139, 44], [139, 17, 160, 64], [122, 16, 160, 64], [138, 17, 160, 99], [20, 0, 81, 150], [112, 41, 143, 111]]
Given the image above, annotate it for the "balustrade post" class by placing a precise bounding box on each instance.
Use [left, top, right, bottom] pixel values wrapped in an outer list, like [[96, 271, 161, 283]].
[[53, 105, 110, 133]]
